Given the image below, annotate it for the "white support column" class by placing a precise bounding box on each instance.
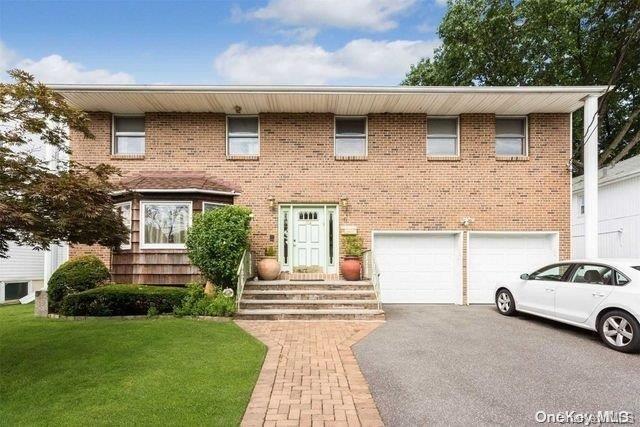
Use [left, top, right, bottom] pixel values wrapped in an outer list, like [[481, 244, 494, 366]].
[[583, 95, 599, 258]]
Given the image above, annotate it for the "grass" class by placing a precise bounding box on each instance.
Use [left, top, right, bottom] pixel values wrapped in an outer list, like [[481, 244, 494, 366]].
[[0, 304, 266, 426]]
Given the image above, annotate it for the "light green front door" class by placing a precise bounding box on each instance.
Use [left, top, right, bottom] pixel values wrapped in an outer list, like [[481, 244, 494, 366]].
[[292, 207, 324, 271]]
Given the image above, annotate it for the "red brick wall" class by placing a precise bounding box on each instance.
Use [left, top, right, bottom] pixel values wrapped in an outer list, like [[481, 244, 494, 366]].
[[70, 112, 571, 286]]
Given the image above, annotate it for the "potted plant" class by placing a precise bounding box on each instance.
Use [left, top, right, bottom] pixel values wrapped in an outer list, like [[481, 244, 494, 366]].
[[257, 246, 281, 280], [341, 235, 363, 281]]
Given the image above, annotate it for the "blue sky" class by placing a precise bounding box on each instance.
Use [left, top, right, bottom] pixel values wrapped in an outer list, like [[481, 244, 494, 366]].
[[0, 0, 445, 85]]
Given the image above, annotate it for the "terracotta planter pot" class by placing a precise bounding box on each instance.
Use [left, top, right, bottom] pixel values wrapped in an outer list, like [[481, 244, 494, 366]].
[[341, 256, 361, 281], [257, 257, 281, 280]]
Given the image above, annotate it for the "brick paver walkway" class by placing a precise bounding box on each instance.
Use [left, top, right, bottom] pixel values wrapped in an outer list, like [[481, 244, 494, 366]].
[[237, 321, 384, 427]]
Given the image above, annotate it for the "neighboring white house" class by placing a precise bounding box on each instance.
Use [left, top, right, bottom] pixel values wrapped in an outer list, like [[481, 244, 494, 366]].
[[1, 140, 69, 303], [572, 155, 640, 258]]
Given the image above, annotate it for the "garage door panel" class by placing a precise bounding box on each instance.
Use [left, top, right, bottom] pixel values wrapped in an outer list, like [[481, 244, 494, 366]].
[[468, 233, 557, 304], [375, 233, 460, 304]]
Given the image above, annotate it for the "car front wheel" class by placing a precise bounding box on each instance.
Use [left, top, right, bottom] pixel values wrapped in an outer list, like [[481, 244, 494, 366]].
[[598, 311, 640, 353], [495, 289, 516, 316]]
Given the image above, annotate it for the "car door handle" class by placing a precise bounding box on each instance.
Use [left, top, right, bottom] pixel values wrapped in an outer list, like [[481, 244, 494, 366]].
[[545, 288, 555, 292], [592, 292, 605, 297]]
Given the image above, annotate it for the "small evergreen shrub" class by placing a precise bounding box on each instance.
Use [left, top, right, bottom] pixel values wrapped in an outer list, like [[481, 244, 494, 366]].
[[175, 283, 236, 317], [59, 284, 188, 316], [48, 255, 111, 313], [186, 206, 252, 289], [343, 235, 364, 257]]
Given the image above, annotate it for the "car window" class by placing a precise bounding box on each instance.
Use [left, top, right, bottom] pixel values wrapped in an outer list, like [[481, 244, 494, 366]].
[[529, 264, 571, 281], [570, 264, 613, 285], [616, 271, 630, 286]]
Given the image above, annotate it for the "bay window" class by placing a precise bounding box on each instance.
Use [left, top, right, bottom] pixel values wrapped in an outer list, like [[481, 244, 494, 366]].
[[140, 201, 192, 249]]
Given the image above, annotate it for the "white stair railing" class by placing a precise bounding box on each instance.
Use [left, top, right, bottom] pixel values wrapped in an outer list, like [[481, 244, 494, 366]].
[[362, 250, 381, 310], [235, 250, 252, 310]]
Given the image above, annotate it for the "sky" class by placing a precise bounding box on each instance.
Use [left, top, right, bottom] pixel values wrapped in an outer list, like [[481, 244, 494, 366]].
[[0, 0, 446, 85]]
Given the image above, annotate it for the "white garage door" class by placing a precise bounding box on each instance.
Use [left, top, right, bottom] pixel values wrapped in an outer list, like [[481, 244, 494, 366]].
[[468, 233, 558, 304], [374, 232, 461, 303]]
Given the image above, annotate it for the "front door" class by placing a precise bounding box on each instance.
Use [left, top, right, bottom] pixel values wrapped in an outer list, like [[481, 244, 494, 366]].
[[292, 207, 324, 271]]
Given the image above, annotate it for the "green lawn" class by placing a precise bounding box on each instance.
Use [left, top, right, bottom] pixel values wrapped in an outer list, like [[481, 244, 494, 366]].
[[0, 304, 266, 426]]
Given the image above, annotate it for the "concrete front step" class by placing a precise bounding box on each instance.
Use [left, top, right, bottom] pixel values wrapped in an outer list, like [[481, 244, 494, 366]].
[[244, 280, 373, 291], [235, 308, 385, 320], [240, 299, 379, 310], [242, 289, 377, 300]]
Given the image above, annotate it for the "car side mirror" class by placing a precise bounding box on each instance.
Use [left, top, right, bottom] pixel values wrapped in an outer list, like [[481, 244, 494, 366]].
[[520, 273, 530, 280]]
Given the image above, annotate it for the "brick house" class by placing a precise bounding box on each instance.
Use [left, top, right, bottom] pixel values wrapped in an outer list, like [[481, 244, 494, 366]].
[[55, 85, 607, 313]]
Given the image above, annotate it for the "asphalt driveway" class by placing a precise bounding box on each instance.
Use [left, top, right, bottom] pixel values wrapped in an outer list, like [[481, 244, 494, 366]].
[[354, 305, 640, 426]]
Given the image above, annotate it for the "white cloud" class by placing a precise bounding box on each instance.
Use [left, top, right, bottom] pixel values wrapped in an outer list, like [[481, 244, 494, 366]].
[[16, 55, 135, 84], [213, 38, 438, 85], [434, 0, 448, 6], [0, 40, 134, 84], [243, 0, 416, 32], [0, 40, 18, 70]]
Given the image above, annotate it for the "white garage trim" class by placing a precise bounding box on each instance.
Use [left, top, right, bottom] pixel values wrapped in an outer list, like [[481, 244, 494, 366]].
[[372, 230, 464, 305], [466, 231, 560, 304]]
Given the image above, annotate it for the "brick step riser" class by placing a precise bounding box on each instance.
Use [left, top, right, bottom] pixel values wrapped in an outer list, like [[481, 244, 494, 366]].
[[240, 302, 379, 310], [241, 293, 377, 301], [235, 313, 385, 321], [245, 285, 373, 291]]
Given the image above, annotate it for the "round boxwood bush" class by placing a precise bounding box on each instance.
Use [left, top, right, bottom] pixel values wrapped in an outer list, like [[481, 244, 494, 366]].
[[186, 205, 252, 289], [48, 255, 110, 313]]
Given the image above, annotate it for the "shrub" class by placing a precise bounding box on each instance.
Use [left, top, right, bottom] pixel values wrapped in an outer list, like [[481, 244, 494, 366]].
[[175, 283, 236, 317], [186, 205, 252, 289], [59, 284, 188, 316], [48, 255, 111, 313], [343, 235, 364, 257]]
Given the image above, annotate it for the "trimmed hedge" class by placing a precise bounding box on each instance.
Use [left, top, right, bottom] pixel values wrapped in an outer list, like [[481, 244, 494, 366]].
[[48, 255, 111, 313], [59, 284, 188, 316]]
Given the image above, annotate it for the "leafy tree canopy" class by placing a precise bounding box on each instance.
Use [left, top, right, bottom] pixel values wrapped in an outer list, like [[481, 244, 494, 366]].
[[0, 69, 128, 257], [403, 0, 640, 170]]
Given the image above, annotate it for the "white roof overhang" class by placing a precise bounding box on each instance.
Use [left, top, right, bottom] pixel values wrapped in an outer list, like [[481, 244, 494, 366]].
[[51, 84, 610, 115]]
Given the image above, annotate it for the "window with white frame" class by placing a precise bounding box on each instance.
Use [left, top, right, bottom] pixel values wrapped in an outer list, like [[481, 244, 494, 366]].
[[141, 201, 192, 249], [335, 117, 367, 157], [227, 116, 259, 156], [115, 201, 132, 249], [495, 117, 527, 156], [203, 202, 227, 212], [427, 117, 458, 155], [113, 115, 145, 154]]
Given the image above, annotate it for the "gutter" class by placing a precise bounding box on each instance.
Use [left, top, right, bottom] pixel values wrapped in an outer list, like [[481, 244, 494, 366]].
[[111, 188, 240, 196], [49, 84, 612, 96]]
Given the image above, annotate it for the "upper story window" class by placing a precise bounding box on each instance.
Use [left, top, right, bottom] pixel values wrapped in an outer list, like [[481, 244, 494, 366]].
[[227, 116, 259, 156], [427, 117, 459, 156], [335, 116, 367, 157], [113, 115, 145, 155], [495, 117, 527, 156], [115, 201, 132, 250]]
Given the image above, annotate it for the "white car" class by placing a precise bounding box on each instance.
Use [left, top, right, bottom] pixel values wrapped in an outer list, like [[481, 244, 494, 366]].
[[495, 259, 640, 353]]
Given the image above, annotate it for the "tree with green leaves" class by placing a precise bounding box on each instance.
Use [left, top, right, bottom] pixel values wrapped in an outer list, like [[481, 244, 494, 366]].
[[403, 0, 640, 171], [0, 69, 128, 258]]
